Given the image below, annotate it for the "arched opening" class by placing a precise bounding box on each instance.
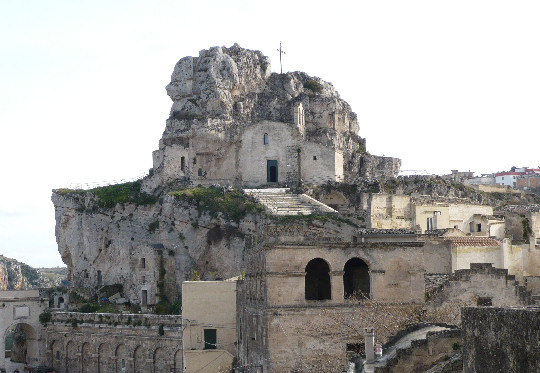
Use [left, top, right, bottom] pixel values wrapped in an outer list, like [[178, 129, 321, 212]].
[[115, 344, 128, 373], [134, 345, 146, 373], [153, 347, 168, 373], [98, 343, 112, 373], [305, 258, 331, 300], [343, 258, 370, 299], [263, 133, 269, 145], [82, 342, 92, 373], [49, 340, 62, 371], [4, 322, 38, 371], [174, 349, 182, 373], [58, 296, 65, 309], [65, 340, 78, 373]]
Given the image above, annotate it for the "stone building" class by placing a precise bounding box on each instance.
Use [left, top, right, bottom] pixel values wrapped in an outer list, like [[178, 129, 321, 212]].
[[355, 193, 503, 237], [182, 279, 237, 372], [142, 44, 400, 192]]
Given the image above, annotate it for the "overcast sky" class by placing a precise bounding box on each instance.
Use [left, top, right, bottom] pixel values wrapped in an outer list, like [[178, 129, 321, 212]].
[[1, 0, 539, 267]]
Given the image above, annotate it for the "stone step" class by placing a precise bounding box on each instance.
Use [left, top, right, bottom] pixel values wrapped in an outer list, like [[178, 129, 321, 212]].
[[243, 188, 336, 216]]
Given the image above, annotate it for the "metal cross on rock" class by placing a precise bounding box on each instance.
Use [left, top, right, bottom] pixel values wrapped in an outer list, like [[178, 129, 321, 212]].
[[277, 42, 286, 74]]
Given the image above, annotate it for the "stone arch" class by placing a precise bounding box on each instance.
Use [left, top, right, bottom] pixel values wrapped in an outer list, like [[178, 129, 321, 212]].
[[343, 257, 370, 299], [174, 349, 182, 372], [153, 347, 169, 373], [65, 340, 78, 373], [98, 342, 112, 373], [305, 258, 332, 300], [115, 344, 129, 373], [81, 342, 92, 373], [3, 322, 39, 368], [50, 340, 62, 372], [133, 345, 146, 373]]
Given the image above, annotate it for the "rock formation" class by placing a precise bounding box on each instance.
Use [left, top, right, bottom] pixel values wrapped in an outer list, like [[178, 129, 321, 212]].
[[0, 255, 53, 290]]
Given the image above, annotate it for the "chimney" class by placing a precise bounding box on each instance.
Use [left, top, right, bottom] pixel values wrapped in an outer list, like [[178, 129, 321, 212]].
[[364, 327, 375, 363]]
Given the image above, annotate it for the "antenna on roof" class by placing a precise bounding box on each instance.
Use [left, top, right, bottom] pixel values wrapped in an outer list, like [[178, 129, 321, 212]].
[[277, 42, 286, 74]]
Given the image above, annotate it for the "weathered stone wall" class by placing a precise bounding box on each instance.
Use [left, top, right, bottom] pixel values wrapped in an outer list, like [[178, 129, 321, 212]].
[[426, 264, 532, 326], [262, 242, 426, 305], [45, 312, 182, 373], [462, 307, 540, 373], [368, 194, 412, 230]]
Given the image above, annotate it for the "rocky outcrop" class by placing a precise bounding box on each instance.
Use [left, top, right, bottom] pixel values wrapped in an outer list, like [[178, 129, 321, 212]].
[[0, 255, 50, 290], [52, 187, 264, 302]]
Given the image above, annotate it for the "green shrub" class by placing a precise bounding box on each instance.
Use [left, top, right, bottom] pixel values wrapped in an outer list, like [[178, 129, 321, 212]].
[[39, 311, 52, 326], [92, 180, 157, 208], [158, 324, 165, 336], [56, 180, 157, 209], [303, 79, 323, 93], [79, 303, 100, 313]]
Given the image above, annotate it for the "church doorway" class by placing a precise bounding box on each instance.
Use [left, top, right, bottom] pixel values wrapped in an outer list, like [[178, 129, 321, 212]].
[[267, 160, 278, 183]]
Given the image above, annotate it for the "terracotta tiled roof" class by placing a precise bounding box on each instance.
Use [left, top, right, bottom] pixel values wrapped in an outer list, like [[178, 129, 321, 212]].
[[445, 237, 500, 247]]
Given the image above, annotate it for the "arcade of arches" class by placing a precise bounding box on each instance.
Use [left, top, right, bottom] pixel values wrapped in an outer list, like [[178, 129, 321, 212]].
[[305, 257, 370, 301], [48, 338, 182, 373]]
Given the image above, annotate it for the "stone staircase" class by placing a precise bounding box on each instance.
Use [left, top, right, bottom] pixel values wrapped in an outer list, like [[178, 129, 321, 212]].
[[243, 188, 336, 216]]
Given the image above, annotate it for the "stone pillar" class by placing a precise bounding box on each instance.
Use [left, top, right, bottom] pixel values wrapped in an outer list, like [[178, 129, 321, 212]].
[[364, 328, 375, 363], [330, 271, 344, 303]]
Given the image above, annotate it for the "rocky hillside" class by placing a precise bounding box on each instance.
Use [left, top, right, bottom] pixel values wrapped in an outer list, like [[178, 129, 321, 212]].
[[0, 255, 67, 290]]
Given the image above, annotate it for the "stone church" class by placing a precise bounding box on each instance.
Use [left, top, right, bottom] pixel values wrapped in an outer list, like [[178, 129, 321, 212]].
[[142, 43, 400, 193]]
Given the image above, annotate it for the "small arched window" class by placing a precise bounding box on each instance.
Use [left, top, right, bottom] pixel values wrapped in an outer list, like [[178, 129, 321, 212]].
[[305, 258, 331, 300], [263, 133, 269, 145]]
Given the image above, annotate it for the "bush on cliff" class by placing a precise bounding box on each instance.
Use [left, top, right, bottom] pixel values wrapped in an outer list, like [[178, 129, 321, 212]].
[[169, 187, 264, 221], [56, 180, 157, 208]]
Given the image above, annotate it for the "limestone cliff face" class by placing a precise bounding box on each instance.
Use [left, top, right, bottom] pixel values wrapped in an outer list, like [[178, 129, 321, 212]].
[[52, 190, 265, 303]]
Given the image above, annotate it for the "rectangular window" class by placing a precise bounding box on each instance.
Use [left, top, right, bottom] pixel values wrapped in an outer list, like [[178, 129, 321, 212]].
[[477, 297, 492, 306], [477, 223, 482, 232], [198, 168, 203, 176], [141, 258, 146, 269], [181, 156, 185, 171], [142, 290, 148, 306], [427, 217, 433, 231], [204, 329, 217, 350], [97, 270, 102, 286]]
